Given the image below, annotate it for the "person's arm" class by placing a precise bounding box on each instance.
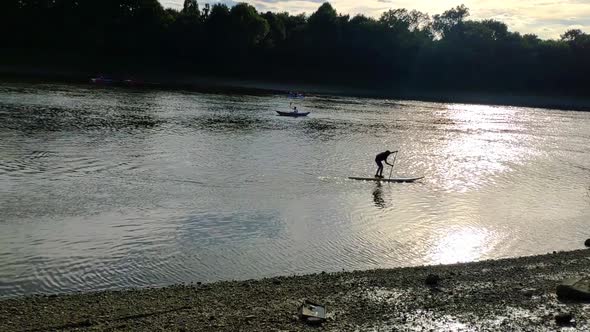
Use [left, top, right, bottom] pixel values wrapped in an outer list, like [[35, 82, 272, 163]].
[[385, 151, 398, 166]]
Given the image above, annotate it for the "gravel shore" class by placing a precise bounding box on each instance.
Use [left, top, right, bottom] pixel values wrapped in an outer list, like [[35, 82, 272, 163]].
[[2, 249, 590, 331]]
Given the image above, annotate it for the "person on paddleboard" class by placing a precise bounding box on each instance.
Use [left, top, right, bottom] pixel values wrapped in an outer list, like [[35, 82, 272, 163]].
[[375, 150, 397, 178]]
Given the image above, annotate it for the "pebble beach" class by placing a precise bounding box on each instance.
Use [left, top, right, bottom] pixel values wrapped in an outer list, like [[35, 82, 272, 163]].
[[2, 249, 590, 331]]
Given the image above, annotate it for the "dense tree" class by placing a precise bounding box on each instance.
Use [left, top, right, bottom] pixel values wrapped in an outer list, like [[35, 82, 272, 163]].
[[204, 3, 232, 63], [261, 12, 287, 48], [229, 3, 269, 48], [380, 9, 429, 32], [306, 2, 342, 50], [432, 5, 470, 38], [183, 0, 200, 16], [1, 1, 588, 95]]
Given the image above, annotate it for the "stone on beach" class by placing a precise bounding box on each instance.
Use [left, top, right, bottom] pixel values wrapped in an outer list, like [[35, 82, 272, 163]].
[[425, 274, 441, 286], [555, 312, 573, 326], [556, 277, 590, 301]]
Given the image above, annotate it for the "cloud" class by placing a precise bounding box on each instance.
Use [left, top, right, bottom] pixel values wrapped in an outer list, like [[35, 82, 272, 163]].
[[159, 0, 590, 38], [469, 0, 590, 37], [248, 0, 323, 14]]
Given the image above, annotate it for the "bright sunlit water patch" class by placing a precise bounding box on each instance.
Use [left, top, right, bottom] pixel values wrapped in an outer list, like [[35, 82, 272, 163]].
[[428, 226, 496, 265], [1, 82, 590, 297], [425, 103, 541, 193]]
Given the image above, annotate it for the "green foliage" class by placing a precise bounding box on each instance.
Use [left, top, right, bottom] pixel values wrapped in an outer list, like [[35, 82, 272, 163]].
[[229, 3, 270, 47], [183, 0, 200, 16], [262, 12, 287, 48], [561, 29, 585, 42], [1, 1, 588, 93], [432, 4, 470, 38], [308, 2, 338, 27], [380, 9, 429, 32], [307, 2, 341, 47]]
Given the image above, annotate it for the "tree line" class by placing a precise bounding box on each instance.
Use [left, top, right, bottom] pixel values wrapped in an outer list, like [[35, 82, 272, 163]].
[[1, 1, 589, 95]]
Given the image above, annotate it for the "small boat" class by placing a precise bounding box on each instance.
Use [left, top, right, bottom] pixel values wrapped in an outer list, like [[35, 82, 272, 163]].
[[276, 110, 310, 117]]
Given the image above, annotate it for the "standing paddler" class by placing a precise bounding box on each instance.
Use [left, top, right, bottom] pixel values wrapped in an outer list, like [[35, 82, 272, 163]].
[[375, 150, 397, 178]]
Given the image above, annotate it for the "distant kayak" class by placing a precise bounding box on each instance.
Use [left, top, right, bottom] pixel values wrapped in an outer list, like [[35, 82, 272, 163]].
[[90, 77, 114, 84], [276, 111, 310, 117], [349, 176, 424, 183]]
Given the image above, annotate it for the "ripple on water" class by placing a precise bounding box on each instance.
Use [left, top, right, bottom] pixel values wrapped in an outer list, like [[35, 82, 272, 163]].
[[2, 83, 590, 298]]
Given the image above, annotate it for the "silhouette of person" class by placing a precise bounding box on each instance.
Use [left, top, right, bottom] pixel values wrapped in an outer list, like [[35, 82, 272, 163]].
[[375, 150, 397, 178]]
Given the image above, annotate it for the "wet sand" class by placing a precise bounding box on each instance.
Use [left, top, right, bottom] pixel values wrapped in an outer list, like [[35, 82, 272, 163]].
[[2, 249, 590, 331]]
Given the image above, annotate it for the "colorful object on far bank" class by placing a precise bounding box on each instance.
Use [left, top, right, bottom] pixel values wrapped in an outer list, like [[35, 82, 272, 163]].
[[288, 91, 305, 99]]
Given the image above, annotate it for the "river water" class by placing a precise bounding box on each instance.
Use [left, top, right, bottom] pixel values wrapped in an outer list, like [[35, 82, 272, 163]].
[[1, 82, 589, 298]]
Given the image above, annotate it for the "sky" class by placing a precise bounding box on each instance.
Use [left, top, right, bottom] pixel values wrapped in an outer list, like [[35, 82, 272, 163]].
[[159, 0, 590, 39]]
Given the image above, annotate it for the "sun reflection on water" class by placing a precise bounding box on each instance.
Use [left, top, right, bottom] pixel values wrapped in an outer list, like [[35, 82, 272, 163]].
[[430, 103, 535, 192], [429, 226, 495, 265]]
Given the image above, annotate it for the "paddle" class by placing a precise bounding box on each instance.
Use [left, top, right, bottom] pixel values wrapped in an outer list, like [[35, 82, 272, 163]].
[[388, 151, 398, 180]]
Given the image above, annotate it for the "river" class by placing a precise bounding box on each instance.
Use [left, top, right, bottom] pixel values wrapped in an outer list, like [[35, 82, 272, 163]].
[[1, 82, 589, 298]]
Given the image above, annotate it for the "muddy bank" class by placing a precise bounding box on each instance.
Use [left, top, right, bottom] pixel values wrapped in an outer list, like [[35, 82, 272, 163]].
[[2, 249, 590, 331]]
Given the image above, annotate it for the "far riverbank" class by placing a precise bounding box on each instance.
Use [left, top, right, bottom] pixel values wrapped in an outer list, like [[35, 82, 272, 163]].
[[2, 65, 590, 112]]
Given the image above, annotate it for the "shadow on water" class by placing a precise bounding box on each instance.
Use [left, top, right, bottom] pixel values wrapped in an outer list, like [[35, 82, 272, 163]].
[[185, 114, 280, 132], [300, 118, 406, 140], [372, 182, 387, 209], [0, 104, 164, 133]]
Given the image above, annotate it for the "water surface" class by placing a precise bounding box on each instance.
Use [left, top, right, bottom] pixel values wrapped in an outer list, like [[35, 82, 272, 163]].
[[1, 83, 590, 298]]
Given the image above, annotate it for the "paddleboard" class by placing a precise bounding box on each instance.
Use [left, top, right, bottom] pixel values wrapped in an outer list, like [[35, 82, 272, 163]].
[[348, 176, 424, 183]]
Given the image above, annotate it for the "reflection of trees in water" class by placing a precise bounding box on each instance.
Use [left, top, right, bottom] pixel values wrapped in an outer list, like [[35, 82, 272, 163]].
[[1, 99, 163, 133], [301, 118, 405, 141], [188, 114, 276, 132]]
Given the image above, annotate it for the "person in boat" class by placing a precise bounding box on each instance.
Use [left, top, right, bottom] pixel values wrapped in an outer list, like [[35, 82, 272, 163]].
[[375, 150, 397, 178], [293, 106, 298, 113]]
